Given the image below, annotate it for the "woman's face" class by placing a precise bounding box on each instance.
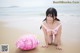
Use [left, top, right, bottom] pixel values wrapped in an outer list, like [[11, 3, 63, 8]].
[[46, 14, 55, 23]]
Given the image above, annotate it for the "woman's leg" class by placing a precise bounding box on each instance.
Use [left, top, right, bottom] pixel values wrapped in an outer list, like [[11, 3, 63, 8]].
[[50, 35, 53, 44], [47, 31, 52, 45], [53, 35, 58, 46], [42, 31, 52, 48]]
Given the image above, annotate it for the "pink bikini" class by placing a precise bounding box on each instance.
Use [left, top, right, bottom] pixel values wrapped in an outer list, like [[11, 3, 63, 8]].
[[42, 23, 61, 42]]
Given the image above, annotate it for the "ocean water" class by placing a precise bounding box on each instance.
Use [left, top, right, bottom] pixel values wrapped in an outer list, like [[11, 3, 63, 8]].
[[0, 4, 80, 17]]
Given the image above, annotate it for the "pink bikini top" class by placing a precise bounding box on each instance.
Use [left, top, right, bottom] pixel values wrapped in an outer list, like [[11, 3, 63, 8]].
[[42, 23, 61, 35]]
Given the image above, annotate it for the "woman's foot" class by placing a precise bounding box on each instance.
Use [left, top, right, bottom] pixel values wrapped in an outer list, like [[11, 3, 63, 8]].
[[56, 45, 62, 50]]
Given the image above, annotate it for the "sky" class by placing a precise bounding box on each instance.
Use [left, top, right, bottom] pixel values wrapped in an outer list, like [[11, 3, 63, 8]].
[[0, 0, 80, 7]]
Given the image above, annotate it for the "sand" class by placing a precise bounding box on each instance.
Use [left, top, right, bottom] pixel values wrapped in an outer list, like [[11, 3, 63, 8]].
[[0, 15, 80, 53]]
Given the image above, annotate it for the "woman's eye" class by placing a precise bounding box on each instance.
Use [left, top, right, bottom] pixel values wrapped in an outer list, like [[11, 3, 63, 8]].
[[47, 16, 52, 17]]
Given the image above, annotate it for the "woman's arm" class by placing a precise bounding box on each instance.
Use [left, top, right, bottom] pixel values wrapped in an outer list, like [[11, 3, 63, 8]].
[[55, 25, 62, 50], [42, 25, 49, 46], [56, 25, 62, 45]]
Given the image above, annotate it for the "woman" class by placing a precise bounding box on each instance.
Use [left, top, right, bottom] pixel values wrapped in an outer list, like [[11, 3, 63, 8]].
[[40, 7, 62, 50]]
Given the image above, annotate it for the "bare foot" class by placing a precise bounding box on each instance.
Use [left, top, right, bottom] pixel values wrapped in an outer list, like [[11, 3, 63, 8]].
[[56, 45, 62, 50], [42, 45, 48, 48]]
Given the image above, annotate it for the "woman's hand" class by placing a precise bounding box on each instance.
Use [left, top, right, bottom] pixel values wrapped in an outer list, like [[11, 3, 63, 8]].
[[42, 45, 48, 48], [56, 45, 62, 50]]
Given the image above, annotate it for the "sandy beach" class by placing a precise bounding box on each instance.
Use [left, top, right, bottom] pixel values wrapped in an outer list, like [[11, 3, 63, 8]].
[[0, 15, 80, 53]]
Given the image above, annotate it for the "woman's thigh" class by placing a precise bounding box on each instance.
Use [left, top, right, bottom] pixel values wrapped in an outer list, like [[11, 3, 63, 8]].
[[54, 35, 61, 45], [47, 31, 52, 43]]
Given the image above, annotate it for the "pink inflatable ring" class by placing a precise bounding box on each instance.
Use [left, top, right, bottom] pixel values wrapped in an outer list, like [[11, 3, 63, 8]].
[[16, 34, 39, 50]]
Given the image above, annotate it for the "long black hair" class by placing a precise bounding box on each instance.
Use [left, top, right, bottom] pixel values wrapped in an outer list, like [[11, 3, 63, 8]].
[[40, 7, 60, 29]]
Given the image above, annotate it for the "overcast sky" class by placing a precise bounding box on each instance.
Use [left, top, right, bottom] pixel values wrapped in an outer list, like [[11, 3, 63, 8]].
[[0, 0, 79, 7]]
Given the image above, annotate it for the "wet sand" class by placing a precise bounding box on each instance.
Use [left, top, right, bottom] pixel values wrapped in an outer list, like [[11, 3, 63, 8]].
[[0, 15, 80, 53]]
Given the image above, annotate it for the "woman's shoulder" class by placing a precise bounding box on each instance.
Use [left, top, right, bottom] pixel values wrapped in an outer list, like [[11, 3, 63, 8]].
[[55, 21, 62, 29], [42, 21, 47, 25], [55, 21, 61, 26]]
